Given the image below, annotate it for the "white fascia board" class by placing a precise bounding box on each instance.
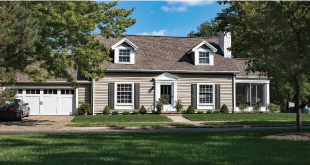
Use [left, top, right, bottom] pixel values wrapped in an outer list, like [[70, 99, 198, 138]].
[[102, 69, 239, 74], [13, 81, 91, 84], [191, 40, 217, 53], [236, 78, 270, 84], [111, 38, 138, 50]]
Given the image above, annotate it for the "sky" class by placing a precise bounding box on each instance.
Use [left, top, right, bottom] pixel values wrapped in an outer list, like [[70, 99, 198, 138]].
[[105, 1, 229, 37]]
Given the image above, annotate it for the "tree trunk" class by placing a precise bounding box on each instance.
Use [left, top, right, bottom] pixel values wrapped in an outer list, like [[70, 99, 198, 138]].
[[294, 76, 302, 132]]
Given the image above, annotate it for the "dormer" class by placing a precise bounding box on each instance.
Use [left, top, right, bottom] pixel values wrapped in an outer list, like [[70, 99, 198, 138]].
[[111, 38, 138, 64], [189, 41, 217, 66]]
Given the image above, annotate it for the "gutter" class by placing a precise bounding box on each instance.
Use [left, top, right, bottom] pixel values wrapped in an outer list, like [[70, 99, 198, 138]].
[[12, 81, 92, 84], [95, 69, 240, 74]]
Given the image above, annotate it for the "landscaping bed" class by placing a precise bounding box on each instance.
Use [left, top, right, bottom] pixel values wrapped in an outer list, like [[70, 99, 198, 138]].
[[0, 129, 309, 164], [183, 113, 310, 121], [71, 115, 172, 123]]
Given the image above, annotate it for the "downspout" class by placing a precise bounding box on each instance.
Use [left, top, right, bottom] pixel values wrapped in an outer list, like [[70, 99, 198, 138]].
[[232, 73, 236, 114], [92, 78, 95, 115]]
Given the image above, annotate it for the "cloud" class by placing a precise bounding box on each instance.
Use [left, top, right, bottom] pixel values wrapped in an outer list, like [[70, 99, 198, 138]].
[[161, 6, 187, 12], [137, 29, 167, 36], [167, 0, 214, 6]]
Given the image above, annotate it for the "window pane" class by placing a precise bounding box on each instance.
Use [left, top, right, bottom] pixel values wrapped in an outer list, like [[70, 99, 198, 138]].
[[199, 85, 213, 104], [53, 89, 57, 94], [199, 52, 210, 64], [36, 89, 40, 94], [18, 89, 23, 94], [26, 89, 30, 94], [119, 49, 130, 62], [61, 90, 65, 94], [251, 84, 264, 106], [116, 84, 132, 103], [44, 89, 47, 94]]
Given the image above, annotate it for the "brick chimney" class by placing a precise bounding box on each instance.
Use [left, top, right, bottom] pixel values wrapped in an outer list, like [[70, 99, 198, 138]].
[[218, 31, 232, 58]]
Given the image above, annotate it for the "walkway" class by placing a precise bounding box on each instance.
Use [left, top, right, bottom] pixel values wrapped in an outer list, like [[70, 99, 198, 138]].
[[163, 114, 204, 126]]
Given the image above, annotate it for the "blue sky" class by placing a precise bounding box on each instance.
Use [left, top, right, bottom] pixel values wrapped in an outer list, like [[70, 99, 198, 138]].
[[109, 1, 229, 37]]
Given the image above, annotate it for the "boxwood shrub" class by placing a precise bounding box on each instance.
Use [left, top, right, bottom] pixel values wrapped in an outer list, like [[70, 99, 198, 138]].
[[112, 110, 119, 115], [206, 110, 213, 114], [123, 111, 130, 115], [213, 110, 221, 114], [197, 111, 204, 114], [186, 105, 195, 114], [132, 111, 139, 115], [139, 105, 147, 115], [103, 105, 110, 115]]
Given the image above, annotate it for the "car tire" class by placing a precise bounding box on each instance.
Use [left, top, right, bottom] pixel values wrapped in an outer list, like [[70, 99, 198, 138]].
[[17, 113, 23, 121], [25, 111, 30, 117]]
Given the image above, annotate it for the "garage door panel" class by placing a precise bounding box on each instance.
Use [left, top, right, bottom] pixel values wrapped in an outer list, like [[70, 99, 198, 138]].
[[42, 96, 58, 115], [26, 96, 40, 115], [60, 97, 74, 115]]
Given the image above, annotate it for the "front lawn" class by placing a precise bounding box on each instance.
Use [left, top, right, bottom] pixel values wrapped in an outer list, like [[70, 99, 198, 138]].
[[0, 130, 309, 164], [67, 122, 193, 127], [202, 120, 310, 125], [183, 113, 310, 121], [71, 115, 172, 123]]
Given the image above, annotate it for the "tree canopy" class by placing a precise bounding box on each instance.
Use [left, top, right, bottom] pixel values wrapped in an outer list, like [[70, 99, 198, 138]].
[[0, 1, 136, 86]]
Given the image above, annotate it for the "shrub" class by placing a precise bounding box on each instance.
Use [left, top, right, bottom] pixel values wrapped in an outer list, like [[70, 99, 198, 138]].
[[132, 111, 139, 115], [123, 111, 130, 115], [156, 98, 163, 114], [77, 103, 92, 115], [213, 110, 221, 114], [220, 104, 229, 114], [238, 104, 248, 112], [253, 103, 262, 112], [197, 111, 204, 114], [186, 105, 195, 114], [174, 99, 183, 113], [206, 110, 213, 114], [268, 103, 280, 113], [139, 105, 147, 115], [112, 110, 119, 115], [103, 105, 110, 115]]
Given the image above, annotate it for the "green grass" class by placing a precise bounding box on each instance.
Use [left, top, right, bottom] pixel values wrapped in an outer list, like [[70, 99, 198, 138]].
[[71, 114, 172, 123], [0, 130, 310, 164], [202, 120, 310, 125], [183, 113, 310, 121], [67, 122, 193, 127]]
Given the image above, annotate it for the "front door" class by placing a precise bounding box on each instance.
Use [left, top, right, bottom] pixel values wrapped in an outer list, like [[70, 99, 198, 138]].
[[160, 85, 173, 111]]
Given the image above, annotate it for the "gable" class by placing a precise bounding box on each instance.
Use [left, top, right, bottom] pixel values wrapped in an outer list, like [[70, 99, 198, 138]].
[[111, 38, 138, 50]]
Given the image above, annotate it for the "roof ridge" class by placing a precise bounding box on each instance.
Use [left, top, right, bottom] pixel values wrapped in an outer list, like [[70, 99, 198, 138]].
[[92, 33, 217, 39]]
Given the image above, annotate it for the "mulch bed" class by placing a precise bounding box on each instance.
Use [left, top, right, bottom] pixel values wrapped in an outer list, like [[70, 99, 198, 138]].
[[265, 133, 310, 141]]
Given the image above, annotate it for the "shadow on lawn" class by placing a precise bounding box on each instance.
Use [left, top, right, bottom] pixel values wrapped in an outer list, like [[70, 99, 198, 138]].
[[0, 131, 309, 164]]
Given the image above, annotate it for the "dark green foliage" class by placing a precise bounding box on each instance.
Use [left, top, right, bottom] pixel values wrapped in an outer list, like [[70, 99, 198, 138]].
[[77, 103, 92, 115], [207, 110, 213, 114], [213, 110, 221, 114], [220, 104, 229, 114], [197, 111, 204, 114], [186, 105, 195, 114], [139, 105, 147, 115], [123, 111, 130, 115], [103, 105, 110, 115], [132, 111, 139, 115], [268, 103, 281, 113], [188, 19, 219, 37], [239, 104, 248, 112], [112, 111, 119, 115], [253, 104, 262, 112]]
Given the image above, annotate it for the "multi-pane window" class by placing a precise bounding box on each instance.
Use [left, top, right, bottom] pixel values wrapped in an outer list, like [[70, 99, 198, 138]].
[[199, 85, 213, 104], [61, 89, 74, 95], [119, 49, 130, 63], [117, 84, 132, 104], [199, 51, 210, 64], [26, 89, 40, 94], [44, 89, 57, 94]]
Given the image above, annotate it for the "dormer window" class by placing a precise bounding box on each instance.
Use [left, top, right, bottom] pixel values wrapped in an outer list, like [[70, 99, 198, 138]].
[[199, 51, 210, 64], [119, 49, 131, 63], [111, 38, 138, 65], [190, 40, 217, 66]]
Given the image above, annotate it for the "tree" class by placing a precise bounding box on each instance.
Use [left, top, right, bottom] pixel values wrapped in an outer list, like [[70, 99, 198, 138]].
[[216, 1, 310, 132], [0, 1, 136, 87], [187, 19, 219, 37]]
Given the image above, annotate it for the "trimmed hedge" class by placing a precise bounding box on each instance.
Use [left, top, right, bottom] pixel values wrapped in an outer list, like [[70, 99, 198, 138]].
[[186, 105, 195, 114], [103, 105, 110, 115]]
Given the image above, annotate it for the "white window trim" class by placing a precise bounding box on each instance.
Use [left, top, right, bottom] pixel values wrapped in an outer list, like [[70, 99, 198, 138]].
[[194, 48, 214, 66], [114, 82, 134, 109], [114, 46, 135, 65], [197, 83, 215, 106], [198, 51, 210, 65]]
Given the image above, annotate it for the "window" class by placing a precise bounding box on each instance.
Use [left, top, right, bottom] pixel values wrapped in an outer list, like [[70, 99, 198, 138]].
[[26, 89, 40, 94], [61, 89, 74, 95], [199, 84, 213, 104], [116, 84, 133, 104], [119, 49, 130, 63], [199, 51, 210, 64], [18, 89, 23, 94], [44, 89, 57, 94], [236, 83, 265, 106]]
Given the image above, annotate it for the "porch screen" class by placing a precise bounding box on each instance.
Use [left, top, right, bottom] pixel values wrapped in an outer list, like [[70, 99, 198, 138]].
[[236, 83, 265, 106]]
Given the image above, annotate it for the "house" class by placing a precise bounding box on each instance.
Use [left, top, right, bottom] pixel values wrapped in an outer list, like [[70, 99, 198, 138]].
[[1, 32, 270, 115]]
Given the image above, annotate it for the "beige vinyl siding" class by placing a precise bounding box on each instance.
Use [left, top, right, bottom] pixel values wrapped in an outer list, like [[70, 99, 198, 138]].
[[94, 72, 234, 114], [78, 84, 91, 106]]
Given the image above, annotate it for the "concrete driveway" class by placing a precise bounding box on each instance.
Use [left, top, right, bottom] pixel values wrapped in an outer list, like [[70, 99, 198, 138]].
[[0, 116, 74, 132]]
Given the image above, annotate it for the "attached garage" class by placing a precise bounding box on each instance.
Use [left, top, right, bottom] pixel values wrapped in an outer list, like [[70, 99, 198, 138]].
[[14, 87, 77, 115]]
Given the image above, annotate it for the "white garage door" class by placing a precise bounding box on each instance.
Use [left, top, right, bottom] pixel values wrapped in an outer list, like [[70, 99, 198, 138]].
[[16, 88, 75, 115]]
